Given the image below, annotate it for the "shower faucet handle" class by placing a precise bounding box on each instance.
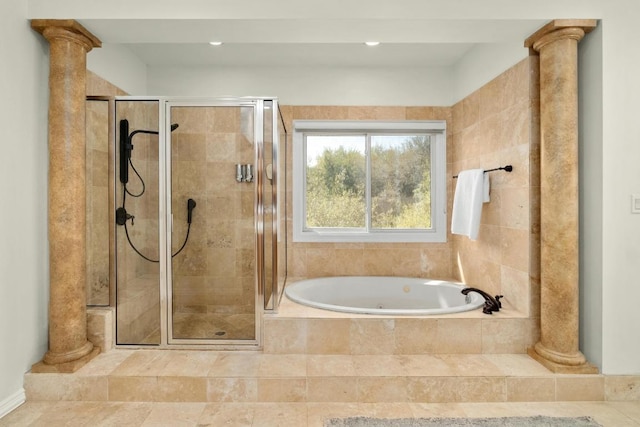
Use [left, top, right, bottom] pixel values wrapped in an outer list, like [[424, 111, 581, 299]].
[[236, 164, 244, 182]]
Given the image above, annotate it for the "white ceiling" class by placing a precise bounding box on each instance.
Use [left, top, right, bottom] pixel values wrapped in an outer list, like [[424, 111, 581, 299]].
[[79, 18, 548, 68]]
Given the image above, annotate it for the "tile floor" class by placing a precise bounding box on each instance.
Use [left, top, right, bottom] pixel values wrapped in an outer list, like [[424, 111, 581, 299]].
[[2, 400, 640, 426]]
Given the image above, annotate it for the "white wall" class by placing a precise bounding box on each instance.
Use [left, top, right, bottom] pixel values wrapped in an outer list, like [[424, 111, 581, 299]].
[[578, 23, 603, 370], [148, 66, 453, 106], [452, 42, 528, 103], [600, 1, 640, 375], [0, 0, 49, 414], [87, 43, 147, 95]]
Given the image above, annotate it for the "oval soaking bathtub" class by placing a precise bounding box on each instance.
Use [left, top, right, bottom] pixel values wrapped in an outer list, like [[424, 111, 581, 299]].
[[284, 276, 484, 315]]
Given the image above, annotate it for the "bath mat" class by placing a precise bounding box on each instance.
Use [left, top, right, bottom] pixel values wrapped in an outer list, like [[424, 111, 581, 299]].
[[324, 415, 602, 427]]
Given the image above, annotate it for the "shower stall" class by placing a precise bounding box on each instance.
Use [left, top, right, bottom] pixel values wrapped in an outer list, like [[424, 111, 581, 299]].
[[109, 97, 287, 348]]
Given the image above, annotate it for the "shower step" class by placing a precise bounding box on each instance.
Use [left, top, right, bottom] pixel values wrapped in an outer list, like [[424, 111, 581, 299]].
[[23, 350, 607, 404]]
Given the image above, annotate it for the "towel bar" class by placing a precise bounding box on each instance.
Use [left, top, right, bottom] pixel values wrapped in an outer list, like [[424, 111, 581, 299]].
[[452, 165, 513, 179]]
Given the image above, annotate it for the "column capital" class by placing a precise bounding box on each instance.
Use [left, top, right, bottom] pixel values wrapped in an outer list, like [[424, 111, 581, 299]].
[[31, 19, 101, 51], [525, 19, 597, 53]]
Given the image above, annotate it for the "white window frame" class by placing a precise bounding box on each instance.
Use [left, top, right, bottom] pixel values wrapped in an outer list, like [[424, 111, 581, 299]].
[[293, 120, 447, 243]]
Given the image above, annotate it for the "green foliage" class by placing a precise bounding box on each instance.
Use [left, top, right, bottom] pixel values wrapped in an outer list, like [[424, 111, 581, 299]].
[[306, 135, 432, 229]]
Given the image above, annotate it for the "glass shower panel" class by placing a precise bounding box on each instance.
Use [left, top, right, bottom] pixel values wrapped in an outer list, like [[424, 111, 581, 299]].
[[276, 105, 288, 307], [114, 100, 161, 345], [169, 105, 256, 341], [263, 101, 275, 309]]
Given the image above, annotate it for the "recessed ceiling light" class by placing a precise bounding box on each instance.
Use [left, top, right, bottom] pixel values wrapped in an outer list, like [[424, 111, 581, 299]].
[[209, 41, 223, 46], [364, 41, 380, 46]]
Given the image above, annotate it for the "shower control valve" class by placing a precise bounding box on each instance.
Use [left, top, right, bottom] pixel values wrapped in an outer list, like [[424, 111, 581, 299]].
[[236, 164, 254, 183], [115, 207, 134, 226]]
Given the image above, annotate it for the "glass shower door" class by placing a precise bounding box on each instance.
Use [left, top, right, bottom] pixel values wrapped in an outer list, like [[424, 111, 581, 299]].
[[167, 103, 258, 343]]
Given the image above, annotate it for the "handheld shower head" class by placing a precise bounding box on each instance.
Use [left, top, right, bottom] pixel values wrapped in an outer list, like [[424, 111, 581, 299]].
[[187, 198, 196, 224], [171, 123, 179, 132]]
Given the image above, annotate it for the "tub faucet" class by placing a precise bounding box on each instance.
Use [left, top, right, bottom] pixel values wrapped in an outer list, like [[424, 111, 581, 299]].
[[461, 287, 503, 315]]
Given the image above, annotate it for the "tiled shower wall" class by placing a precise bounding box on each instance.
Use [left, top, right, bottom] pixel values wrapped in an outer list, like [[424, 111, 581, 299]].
[[169, 106, 256, 317]]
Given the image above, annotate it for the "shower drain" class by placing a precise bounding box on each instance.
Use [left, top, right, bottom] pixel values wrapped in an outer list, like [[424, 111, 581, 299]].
[[215, 331, 226, 336]]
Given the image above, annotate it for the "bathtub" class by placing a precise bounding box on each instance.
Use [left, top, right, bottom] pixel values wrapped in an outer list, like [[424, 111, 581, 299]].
[[284, 276, 485, 315]]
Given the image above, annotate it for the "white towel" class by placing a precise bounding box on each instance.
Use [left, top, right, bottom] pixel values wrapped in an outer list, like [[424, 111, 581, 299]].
[[451, 169, 490, 240]]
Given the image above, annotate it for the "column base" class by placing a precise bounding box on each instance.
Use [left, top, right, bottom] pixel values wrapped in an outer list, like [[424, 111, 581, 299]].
[[31, 346, 100, 374], [528, 347, 598, 374]]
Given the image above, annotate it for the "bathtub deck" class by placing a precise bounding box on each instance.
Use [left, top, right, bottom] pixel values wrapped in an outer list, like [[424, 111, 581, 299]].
[[263, 295, 534, 355]]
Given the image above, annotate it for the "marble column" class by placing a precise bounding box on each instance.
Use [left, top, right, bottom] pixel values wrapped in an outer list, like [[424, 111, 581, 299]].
[[31, 20, 102, 372], [525, 20, 598, 373]]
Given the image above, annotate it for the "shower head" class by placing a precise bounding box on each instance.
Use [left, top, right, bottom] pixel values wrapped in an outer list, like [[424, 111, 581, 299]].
[[187, 198, 196, 224], [171, 123, 179, 132]]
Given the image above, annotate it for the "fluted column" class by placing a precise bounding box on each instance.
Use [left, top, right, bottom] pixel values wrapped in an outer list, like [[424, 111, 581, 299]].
[[31, 20, 102, 372], [525, 20, 597, 373]]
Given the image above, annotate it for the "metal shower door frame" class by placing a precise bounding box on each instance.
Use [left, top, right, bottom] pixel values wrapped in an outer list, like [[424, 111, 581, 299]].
[[163, 97, 265, 348]]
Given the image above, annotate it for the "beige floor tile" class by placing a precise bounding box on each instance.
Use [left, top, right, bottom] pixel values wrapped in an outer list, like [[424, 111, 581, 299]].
[[609, 402, 640, 424], [251, 402, 308, 427], [155, 351, 219, 376], [306, 403, 361, 427], [75, 350, 135, 376], [207, 352, 260, 377], [93, 402, 154, 427], [356, 402, 415, 418], [409, 402, 468, 418], [0, 401, 56, 426], [110, 350, 170, 376], [435, 354, 502, 376], [140, 402, 206, 426], [197, 403, 254, 426], [483, 353, 553, 376]]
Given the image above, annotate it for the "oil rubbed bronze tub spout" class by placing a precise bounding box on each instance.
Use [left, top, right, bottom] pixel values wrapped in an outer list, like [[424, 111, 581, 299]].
[[461, 287, 503, 314]]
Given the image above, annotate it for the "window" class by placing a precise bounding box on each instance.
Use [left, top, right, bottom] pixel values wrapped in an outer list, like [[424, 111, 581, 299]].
[[293, 120, 447, 242]]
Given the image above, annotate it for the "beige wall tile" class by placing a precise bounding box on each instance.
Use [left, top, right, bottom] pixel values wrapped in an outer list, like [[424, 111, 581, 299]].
[[481, 318, 528, 354], [307, 377, 358, 402], [307, 319, 351, 354], [357, 377, 409, 402], [206, 378, 257, 402], [394, 319, 438, 354], [307, 355, 358, 376], [263, 318, 307, 354], [435, 319, 482, 354], [156, 377, 207, 402], [24, 374, 108, 401], [108, 376, 157, 402], [507, 377, 555, 401], [605, 376, 640, 401], [257, 378, 307, 402], [556, 376, 605, 401], [350, 319, 396, 355]]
